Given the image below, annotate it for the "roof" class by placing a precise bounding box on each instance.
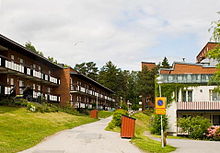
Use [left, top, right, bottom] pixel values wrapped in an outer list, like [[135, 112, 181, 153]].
[[0, 34, 63, 69], [70, 71, 114, 93], [160, 62, 217, 75], [141, 62, 156, 70], [196, 42, 220, 63]]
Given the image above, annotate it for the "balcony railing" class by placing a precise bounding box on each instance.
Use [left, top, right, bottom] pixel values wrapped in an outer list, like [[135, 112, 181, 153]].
[[159, 74, 213, 84], [0, 56, 60, 85], [177, 101, 220, 110]]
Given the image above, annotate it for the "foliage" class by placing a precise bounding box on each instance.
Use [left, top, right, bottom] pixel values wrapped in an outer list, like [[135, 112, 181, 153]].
[[150, 114, 168, 135], [98, 61, 128, 99], [137, 66, 158, 109], [0, 106, 97, 153], [206, 126, 220, 141], [209, 13, 220, 42], [207, 14, 220, 91], [106, 109, 128, 130], [131, 112, 176, 153], [24, 41, 44, 56], [161, 57, 170, 68], [178, 116, 211, 139], [74, 62, 99, 80], [98, 111, 113, 118]]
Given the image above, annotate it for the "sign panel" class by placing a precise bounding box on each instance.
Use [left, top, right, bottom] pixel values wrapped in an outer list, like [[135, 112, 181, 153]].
[[155, 97, 166, 109], [155, 108, 166, 115]]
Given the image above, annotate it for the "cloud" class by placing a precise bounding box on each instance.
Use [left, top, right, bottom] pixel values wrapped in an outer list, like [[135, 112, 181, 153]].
[[0, 0, 220, 71]]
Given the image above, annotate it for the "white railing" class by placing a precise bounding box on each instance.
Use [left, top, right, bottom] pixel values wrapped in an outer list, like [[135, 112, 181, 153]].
[[0, 57, 1, 66], [27, 68, 31, 75], [4, 86, 13, 95], [49, 95, 59, 102], [49, 76, 58, 84], [44, 74, 49, 81], [80, 87, 86, 92], [33, 70, 42, 79], [5, 60, 24, 73], [33, 91, 41, 98]]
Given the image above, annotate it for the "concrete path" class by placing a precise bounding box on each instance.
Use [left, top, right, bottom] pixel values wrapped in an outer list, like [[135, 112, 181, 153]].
[[168, 138, 220, 153], [19, 117, 143, 153], [147, 133, 220, 153]]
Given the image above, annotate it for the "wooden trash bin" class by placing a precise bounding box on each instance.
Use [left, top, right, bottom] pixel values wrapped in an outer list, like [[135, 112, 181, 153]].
[[121, 115, 136, 138], [90, 110, 98, 119]]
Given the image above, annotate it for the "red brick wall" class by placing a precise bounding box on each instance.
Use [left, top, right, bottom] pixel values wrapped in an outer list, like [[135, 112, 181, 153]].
[[54, 68, 71, 105]]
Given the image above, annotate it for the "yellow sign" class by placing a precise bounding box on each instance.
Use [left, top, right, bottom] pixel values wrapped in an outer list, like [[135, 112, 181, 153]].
[[155, 97, 166, 109], [155, 109, 166, 115]]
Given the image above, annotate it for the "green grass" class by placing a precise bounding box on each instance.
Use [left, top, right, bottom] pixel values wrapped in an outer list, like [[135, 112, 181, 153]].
[[0, 106, 97, 153], [152, 134, 190, 140], [131, 112, 176, 153], [98, 111, 113, 118]]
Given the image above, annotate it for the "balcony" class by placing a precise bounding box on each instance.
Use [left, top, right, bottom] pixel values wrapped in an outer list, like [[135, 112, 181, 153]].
[[0, 56, 60, 85], [177, 101, 220, 110], [159, 74, 213, 84]]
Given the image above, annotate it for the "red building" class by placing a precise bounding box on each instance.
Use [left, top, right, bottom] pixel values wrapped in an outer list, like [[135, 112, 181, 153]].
[[0, 34, 116, 109]]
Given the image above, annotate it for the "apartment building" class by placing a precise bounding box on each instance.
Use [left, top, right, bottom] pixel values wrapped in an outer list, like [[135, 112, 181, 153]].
[[57, 67, 116, 110], [0, 34, 116, 109], [158, 42, 220, 135], [0, 34, 62, 103]]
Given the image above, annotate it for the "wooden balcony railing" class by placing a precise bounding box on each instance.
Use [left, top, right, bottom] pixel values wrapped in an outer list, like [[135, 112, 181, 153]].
[[177, 101, 220, 110]]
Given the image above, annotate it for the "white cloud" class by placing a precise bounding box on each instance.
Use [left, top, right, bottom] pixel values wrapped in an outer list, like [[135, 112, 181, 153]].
[[0, 0, 220, 71]]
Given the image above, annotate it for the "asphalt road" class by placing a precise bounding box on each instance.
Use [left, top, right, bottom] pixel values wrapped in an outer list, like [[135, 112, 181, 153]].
[[19, 117, 143, 153]]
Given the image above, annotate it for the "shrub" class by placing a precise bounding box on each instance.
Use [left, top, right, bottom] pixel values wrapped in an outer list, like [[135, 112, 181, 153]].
[[106, 109, 128, 129], [178, 116, 211, 139], [206, 126, 220, 140], [150, 114, 168, 135]]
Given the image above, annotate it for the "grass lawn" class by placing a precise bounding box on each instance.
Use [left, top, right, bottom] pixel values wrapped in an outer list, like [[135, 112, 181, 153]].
[[98, 110, 113, 118], [0, 106, 97, 153], [131, 113, 176, 153]]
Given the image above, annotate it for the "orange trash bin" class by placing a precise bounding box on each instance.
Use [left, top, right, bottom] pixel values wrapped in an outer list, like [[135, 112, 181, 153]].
[[90, 110, 98, 119], [121, 115, 136, 138]]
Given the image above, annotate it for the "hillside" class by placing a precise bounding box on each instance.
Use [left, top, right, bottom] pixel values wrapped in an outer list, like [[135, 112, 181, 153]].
[[0, 106, 97, 153]]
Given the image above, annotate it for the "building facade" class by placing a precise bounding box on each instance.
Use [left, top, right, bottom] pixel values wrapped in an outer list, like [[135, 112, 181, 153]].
[[0, 34, 116, 109], [159, 42, 220, 135]]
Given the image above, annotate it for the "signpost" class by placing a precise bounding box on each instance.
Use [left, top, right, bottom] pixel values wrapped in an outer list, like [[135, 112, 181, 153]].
[[155, 97, 166, 147]]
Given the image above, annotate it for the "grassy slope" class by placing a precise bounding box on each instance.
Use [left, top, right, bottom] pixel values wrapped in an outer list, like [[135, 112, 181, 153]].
[[0, 106, 97, 153], [98, 111, 113, 118], [131, 113, 176, 153]]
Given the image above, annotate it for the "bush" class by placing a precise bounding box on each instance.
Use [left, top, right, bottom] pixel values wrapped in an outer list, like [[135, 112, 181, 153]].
[[106, 109, 128, 130], [206, 126, 220, 140], [178, 116, 211, 139], [150, 114, 168, 135]]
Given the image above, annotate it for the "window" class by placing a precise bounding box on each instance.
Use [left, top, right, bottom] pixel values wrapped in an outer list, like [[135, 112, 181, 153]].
[[19, 58, 24, 64], [210, 90, 220, 101], [11, 55, 14, 60], [182, 90, 193, 102], [213, 115, 220, 125], [33, 64, 36, 69], [47, 87, 51, 93]]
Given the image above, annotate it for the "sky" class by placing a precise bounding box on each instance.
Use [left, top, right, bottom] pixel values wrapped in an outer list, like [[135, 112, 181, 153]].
[[0, 0, 220, 71]]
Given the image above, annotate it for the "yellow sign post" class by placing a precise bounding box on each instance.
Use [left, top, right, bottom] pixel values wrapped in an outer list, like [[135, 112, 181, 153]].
[[155, 97, 166, 115], [155, 97, 167, 147]]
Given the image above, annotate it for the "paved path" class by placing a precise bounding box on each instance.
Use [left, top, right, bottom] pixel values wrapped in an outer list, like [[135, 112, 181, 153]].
[[147, 133, 220, 153], [19, 117, 143, 153], [168, 138, 220, 153]]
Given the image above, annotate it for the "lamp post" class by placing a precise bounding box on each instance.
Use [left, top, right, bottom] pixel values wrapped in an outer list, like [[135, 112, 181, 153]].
[[157, 76, 164, 148]]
